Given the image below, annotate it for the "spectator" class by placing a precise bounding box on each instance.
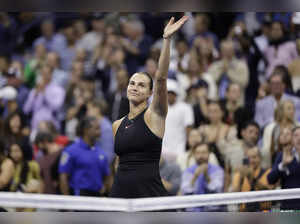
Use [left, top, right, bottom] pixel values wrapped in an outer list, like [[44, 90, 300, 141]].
[[32, 120, 69, 158], [176, 128, 219, 172], [86, 99, 114, 163], [93, 34, 126, 95], [159, 156, 182, 196], [3, 111, 32, 159], [0, 53, 11, 88], [207, 39, 249, 101], [227, 19, 252, 58], [35, 131, 64, 194], [59, 116, 110, 197], [199, 100, 233, 162], [253, 19, 271, 77], [180, 142, 225, 211], [73, 19, 87, 44], [264, 21, 298, 78], [33, 18, 66, 55], [189, 80, 209, 126], [9, 141, 41, 194], [224, 120, 260, 189], [268, 126, 300, 210], [120, 18, 153, 75], [272, 127, 293, 165], [189, 13, 219, 49], [24, 43, 47, 88], [220, 83, 244, 126], [76, 13, 105, 58], [288, 38, 300, 93], [105, 68, 129, 121], [64, 61, 84, 108], [162, 79, 194, 161], [177, 55, 217, 101], [23, 64, 65, 132], [255, 71, 300, 128], [46, 52, 68, 87], [0, 86, 18, 118], [6, 61, 30, 110], [231, 147, 274, 211], [0, 13, 17, 55], [0, 140, 14, 191], [58, 22, 77, 71], [170, 38, 190, 74], [261, 100, 298, 168], [190, 36, 217, 73]]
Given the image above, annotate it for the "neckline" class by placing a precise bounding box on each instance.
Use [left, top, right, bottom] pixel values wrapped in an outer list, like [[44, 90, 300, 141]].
[[127, 108, 147, 121]]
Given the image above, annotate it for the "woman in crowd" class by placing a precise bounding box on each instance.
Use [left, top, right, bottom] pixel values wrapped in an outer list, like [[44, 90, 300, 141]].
[[261, 100, 297, 168], [176, 128, 219, 171]]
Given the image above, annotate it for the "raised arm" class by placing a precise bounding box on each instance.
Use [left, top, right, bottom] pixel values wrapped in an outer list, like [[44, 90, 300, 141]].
[[149, 16, 188, 117]]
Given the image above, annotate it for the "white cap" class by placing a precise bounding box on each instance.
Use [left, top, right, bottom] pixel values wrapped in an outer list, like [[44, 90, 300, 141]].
[[0, 86, 17, 100], [292, 12, 300, 24], [167, 79, 179, 95]]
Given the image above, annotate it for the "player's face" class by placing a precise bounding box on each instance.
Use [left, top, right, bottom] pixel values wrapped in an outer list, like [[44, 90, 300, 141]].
[[127, 73, 152, 105]]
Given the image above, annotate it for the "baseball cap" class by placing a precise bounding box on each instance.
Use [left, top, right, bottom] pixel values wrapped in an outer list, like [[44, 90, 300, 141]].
[[0, 86, 17, 100], [167, 79, 179, 95]]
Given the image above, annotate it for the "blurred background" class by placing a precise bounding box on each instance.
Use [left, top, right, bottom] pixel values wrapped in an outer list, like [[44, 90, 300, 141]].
[[0, 12, 300, 213]]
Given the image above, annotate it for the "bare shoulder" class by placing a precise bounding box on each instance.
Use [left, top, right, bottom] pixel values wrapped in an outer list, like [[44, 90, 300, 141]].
[[2, 158, 14, 170], [112, 116, 126, 137]]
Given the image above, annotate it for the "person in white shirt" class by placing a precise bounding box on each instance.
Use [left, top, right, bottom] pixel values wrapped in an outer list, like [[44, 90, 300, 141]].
[[162, 79, 194, 161]]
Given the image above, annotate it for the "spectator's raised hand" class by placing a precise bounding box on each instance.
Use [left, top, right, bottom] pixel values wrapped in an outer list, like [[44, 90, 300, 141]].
[[282, 145, 294, 166]]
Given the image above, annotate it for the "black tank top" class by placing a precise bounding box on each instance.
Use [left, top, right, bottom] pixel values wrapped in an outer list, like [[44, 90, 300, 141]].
[[110, 108, 168, 198]]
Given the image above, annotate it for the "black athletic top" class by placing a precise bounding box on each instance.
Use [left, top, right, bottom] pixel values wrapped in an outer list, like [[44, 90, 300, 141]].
[[109, 108, 168, 198]]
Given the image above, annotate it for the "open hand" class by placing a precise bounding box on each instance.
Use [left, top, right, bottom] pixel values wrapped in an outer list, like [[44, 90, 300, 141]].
[[282, 147, 294, 166], [163, 16, 188, 39]]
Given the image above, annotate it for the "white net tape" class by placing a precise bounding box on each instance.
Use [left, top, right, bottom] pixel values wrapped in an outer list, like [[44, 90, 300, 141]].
[[0, 188, 300, 211]]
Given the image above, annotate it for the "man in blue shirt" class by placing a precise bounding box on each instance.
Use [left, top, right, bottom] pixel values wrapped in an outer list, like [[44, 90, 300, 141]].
[[59, 116, 110, 197], [268, 126, 300, 210], [180, 142, 225, 211]]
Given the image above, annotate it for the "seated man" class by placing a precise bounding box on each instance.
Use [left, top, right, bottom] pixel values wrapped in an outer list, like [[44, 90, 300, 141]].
[[180, 142, 224, 211]]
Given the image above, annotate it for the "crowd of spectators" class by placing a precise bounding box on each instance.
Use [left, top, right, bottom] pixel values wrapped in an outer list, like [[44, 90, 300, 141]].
[[1, 12, 300, 211]]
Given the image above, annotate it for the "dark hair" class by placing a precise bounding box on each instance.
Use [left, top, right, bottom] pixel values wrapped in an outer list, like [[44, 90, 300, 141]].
[[4, 111, 24, 138], [238, 120, 260, 139], [192, 142, 210, 153], [0, 139, 5, 156], [9, 141, 29, 187], [207, 100, 222, 107], [292, 126, 300, 134], [138, 72, 153, 91], [271, 65, 294, 95], [35, 131, 54, 145], [89, 98, 108, 115], [226, 82, 240, 92], [76, 116, 97, 137]]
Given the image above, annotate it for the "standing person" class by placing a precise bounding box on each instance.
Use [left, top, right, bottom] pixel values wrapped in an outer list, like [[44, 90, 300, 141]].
[[59, 116, 110, 197], [109, 16, 188, 198], [162, 78, 194, 162]]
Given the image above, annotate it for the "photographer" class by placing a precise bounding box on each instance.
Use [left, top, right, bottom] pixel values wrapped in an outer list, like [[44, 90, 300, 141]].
[[231, 147, 274, 211]]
